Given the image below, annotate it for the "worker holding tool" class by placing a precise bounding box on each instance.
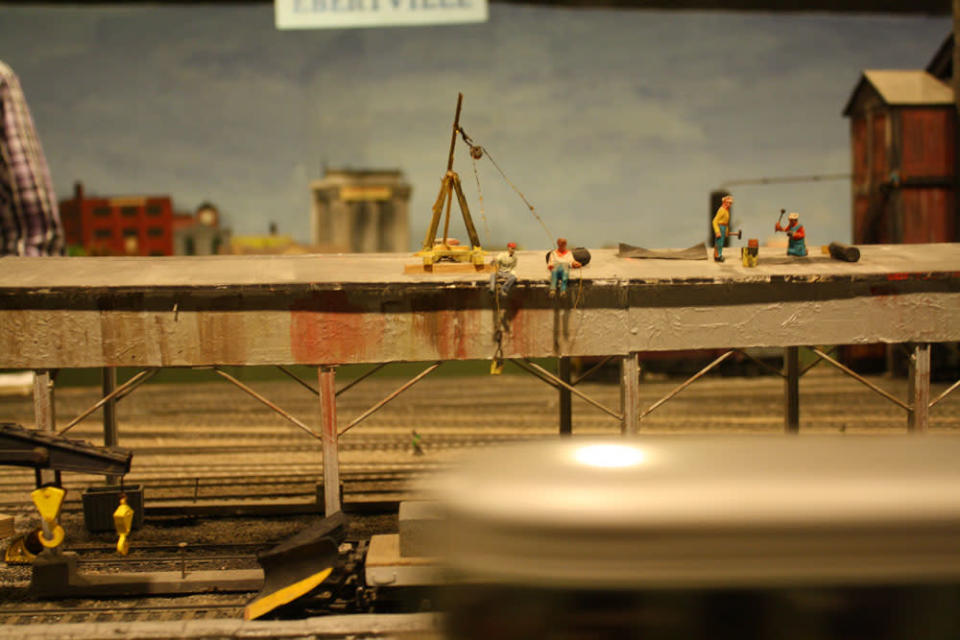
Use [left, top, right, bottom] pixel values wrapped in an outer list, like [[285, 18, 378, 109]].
[[775, 211, 808, 257], [489, 242, 518, 297], [547, 238, 581, 298], [712, 195, 733, 262]]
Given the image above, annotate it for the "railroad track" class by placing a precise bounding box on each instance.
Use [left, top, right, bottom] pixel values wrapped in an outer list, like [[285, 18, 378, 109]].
[[0, 600, 247, 625]]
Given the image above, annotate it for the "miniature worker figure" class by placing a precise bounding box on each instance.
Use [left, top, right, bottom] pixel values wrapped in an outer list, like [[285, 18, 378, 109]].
[[775, 212, 808, 257], [411, 430, 424, 456], [712, 195, 733, 262], [547, 238, 581, 298], [489, 242, 518, 297]]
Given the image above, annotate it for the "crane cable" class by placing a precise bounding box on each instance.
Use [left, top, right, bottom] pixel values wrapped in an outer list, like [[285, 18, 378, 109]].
[[459, 127, 554, 245]]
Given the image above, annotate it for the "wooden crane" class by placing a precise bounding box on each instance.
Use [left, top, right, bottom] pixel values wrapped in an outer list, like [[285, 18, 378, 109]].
[[415, 93, 486, 271]]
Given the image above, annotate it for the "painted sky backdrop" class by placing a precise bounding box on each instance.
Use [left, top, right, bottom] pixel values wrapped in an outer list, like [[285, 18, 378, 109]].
[[0, 5, 951, 250]]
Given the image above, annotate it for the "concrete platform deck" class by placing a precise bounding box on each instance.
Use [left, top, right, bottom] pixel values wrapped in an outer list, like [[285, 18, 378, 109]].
[[0, 244, 958, 368], [0, 244, 957, 290]]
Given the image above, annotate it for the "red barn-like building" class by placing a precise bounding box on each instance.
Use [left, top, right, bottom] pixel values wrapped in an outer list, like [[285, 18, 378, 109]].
[[59, 182, 174, 256], [843, 70, 955, 244]]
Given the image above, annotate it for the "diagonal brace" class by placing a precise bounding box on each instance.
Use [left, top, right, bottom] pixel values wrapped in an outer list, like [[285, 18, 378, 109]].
[[58, 368, 159, 436], [733, 349, 785, 378], [810, 348, 911, 412], [214, 367, 320, 439], [572, 355, 616, 386], [511, 359, 622, 421], [277, 363, 389, 398], [639, 350, 734, 421], [339, 362, 442, 437], [929, 378, 960, 410]]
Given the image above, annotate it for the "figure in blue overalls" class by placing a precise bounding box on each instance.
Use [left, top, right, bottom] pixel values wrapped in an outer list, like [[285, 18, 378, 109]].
[[775, 211, 808, 257]]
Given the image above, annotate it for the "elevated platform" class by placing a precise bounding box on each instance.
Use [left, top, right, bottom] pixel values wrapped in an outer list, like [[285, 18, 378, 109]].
[[1, 244, 958, 368]]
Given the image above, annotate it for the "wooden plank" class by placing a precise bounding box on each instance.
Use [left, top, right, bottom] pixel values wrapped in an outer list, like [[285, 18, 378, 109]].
[[0, 246, 958, 367], [0, 513, 14, 538]]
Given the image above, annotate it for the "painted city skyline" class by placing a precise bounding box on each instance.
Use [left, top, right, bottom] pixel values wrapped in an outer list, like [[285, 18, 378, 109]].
[[0, 4, 951, 251]]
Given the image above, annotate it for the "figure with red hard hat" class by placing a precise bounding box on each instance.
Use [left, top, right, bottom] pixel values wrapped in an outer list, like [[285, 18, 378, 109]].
[[775, 211, 808, 257], [489, 242, 518, 297], [547, 237, 581, 298]]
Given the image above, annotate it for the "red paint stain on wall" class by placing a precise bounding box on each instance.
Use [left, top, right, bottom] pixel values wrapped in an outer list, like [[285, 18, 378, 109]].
[[290, 291, 385, 364]]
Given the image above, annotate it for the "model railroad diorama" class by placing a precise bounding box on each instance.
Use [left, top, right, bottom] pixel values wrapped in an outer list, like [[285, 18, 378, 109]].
[[1, 95, 960, 639]]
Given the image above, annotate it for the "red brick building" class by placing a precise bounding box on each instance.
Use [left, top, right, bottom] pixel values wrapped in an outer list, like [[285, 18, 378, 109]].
[[59, 182, 174, 256], [843, 70, 955, 244]]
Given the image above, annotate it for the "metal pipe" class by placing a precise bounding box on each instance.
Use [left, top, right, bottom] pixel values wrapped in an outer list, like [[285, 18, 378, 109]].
[[59, 369, 158, 436], [276, 365, 319, 396], [336, 363, 387, 397], [799, 347, 836, 377], [102, 368, 119, 485], [571, 355, 615, 386], [929, 377, 960, 409], [319, 366, 342, 516], [784, 347, 800, 434], [732, 349, 786, 378], [638, 350, 735, 421], [811, 348, 911, 412], [512, 359, 623, 421], [339, 362, 442, 437], [213, 368, 320, 439]]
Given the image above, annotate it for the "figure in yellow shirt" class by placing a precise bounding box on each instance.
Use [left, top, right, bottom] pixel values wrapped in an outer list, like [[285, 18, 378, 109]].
[[712, 195, 733, 262]]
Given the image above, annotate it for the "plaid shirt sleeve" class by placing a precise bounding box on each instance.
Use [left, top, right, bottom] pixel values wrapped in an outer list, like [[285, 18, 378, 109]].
[[0, 60, 64, 256]]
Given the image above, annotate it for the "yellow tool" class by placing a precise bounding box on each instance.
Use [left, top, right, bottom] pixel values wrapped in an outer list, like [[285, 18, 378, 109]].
[[30, 486, 66, 549], [741, 238, 759, 267], [113, 496, 134, 556]]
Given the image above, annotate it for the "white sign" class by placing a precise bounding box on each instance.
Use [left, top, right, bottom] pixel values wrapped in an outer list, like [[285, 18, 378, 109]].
[[276, 0, 488, 29]]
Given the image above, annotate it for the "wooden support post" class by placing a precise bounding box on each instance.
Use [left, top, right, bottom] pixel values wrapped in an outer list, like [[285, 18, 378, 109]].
[[908, 343, 931, 433], [784, 347, 800, 434], [33, 370, 57, 490], [102, 367, 119, 485], [620, 352, 640, 435], [558, 357, 572, 436], [319, 366, 341, 516]]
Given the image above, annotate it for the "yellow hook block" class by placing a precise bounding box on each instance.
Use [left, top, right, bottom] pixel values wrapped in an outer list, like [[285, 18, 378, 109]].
[[31, 486, 65, 522], [30, 486, 67, 548], [113, 496, 134, 556]]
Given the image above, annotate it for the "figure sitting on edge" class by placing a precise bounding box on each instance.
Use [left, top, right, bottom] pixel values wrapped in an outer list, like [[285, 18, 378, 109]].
[[547, 237, 581, 298], [775, 211, 808, 257], [712, 195, 733, 262], [489, 242, 518, 297]]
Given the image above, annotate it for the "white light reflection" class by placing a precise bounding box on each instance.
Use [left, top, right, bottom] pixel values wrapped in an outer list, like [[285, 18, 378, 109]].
[[574, 444, 645, 468]]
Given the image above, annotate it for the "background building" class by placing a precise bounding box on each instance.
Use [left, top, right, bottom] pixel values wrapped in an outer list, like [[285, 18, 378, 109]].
[[59, 182, 173, 256], [173, 201, 231, 256], [844, 53, 956, 244], [310, 169, 411, 253]]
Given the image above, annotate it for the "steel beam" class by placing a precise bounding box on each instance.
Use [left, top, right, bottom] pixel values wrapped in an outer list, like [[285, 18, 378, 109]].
[[33, 369, 56, 487], [319, 366, 341, 516], [811, 348, 911, 412], [784, 347, 800, 434], [102, 367, 119, 485], [558, 357, 572, 436], [638, 351, 734, 424], [59, 368, 158, 436], [510, 359, 622, 421], [907, 343, 931, 433], [620, 352, 640, 434]]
